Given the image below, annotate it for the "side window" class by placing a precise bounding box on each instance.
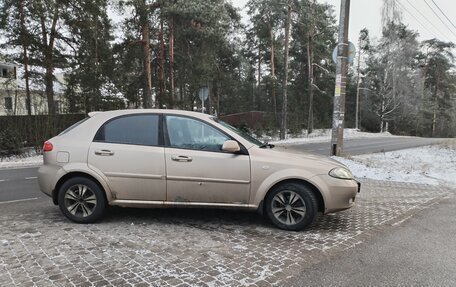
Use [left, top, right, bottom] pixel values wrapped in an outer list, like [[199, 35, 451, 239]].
[[166, 116, 229, 152], [95, 114, 159, 146]]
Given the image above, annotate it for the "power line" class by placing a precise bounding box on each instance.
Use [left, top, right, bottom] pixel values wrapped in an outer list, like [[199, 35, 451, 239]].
[[395, 0, 441, 40], [423, 0, 456, 39], [431, 0, 456, 34], [403, 0, 450, 40]]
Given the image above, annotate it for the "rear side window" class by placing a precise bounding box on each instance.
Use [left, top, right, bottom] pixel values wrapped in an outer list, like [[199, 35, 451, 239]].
[[95, 114, 159, 146]]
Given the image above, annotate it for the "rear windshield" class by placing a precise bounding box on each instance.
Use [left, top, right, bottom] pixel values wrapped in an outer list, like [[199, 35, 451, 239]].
[[59, 117, 89, 135]]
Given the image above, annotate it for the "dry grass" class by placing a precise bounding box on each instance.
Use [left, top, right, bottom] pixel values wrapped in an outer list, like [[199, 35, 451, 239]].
[[437, 139, 456, 150]]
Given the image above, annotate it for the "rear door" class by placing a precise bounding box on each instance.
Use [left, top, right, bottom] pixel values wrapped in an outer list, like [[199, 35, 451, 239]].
[[88, 114, 166, 201]]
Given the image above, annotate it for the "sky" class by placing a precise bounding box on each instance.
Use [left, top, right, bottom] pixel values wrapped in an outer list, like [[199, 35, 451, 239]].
[[230, 0, 456, 44]]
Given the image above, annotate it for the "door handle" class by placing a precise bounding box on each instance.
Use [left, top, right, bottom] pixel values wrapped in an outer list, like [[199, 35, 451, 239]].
[[95, 149, 115, 156], [171, 155, 192, 162]]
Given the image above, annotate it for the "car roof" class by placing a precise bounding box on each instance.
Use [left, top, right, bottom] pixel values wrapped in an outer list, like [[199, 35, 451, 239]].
[[89, 109, 214, 121]]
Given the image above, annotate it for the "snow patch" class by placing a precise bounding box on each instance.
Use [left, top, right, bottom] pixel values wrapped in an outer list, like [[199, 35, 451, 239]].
[[0, 152, 42, 169], [333, 144, 456, 187]]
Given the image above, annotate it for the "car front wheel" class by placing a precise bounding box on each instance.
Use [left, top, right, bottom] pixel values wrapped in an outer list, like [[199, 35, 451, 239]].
[[265, 182, 318, 231], [58, 177, 106, 223]]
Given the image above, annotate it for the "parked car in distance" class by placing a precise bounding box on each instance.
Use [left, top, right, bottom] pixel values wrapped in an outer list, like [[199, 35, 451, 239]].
[[38, 109, 360, 231]]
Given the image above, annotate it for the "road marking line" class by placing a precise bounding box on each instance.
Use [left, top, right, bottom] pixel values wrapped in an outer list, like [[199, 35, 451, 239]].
[[25, 177, 38, 180], [0, 179, 6, 182], [0, 197, 38, 204], [0, 165, 41, 171]]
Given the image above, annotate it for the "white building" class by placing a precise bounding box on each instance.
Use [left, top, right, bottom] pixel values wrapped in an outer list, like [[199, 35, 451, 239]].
[[0, 61, 66, 116]]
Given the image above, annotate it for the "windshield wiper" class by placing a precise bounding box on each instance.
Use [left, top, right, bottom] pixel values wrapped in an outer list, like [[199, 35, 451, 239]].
[[259, 143, 275, 149]]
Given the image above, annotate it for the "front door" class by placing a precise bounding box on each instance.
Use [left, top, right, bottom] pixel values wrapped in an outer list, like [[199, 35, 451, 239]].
[[164, 115, 251, 204], [88, 114, 166, 201]]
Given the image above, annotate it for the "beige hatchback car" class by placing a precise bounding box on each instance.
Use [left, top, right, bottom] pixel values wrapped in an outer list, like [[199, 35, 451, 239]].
[[38, 109, 360, 231]]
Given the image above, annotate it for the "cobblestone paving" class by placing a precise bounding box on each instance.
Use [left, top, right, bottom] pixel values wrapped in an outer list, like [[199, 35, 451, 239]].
[[0, 180, 453, 286]]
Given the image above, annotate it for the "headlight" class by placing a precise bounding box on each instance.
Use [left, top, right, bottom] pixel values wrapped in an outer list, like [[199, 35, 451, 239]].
[[329, 167, 354, 180]]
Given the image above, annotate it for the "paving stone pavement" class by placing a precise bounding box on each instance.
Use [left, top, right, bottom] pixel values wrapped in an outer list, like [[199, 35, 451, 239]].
[[0, 179, 453, 287]]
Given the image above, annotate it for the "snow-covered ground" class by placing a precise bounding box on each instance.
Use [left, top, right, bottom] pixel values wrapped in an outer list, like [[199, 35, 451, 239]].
[[0, 152, 43, 169], [333, 142, 456, 187], [269, 129, 396, 145]]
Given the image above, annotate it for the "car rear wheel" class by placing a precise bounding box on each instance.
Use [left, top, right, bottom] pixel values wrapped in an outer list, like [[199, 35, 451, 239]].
[[265, 182, 318, 231], [58, 177, 106, 223]]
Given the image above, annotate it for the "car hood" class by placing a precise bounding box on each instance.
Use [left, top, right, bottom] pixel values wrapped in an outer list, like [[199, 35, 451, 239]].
[[251, 147, 347, 173]]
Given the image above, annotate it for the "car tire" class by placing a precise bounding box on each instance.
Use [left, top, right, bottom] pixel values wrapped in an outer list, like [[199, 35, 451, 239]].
[[265, 182, 318, 231], [58, 177, 106, 223]]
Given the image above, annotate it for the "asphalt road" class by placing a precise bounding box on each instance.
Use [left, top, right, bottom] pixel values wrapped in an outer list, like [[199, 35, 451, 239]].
[[0, 167, 41, 203], [288, 196, 456, 286], [278, 136, 445, 156], [0, 136, 447, 203]]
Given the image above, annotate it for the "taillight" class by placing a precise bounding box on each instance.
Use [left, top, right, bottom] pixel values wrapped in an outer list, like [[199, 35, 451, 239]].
[[43, 141, 53, 152]]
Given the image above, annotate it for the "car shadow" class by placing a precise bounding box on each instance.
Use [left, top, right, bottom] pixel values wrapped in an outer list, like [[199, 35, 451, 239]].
[[103, 206, 270, 230]]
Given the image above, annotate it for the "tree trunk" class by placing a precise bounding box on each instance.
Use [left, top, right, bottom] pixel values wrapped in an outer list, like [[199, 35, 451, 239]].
[[208, 81, 212, 114], [355, 35, 362, 130], [159, 17, 166, 108], [169, 16, 175, 106], [280, 1, 292, 140], [255, 44, 261, 110], [270, 28, 277, 120], [141, 6, 153, 108], [14, 89, 18, 116], [93, 18, 100, 112], [380, 99, 385, 132], [216, 81, 220, 116], [18, 0, 32, 116], [432, 75, 440, 137], [307, 34, 314, 134], [44, 62, 55, 114], [39, 5, 59, 115]]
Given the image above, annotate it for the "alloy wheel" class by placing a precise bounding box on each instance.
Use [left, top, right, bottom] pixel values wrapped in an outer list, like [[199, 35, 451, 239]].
[[63, 184, 98, 218], [270, 190, 307, 226]]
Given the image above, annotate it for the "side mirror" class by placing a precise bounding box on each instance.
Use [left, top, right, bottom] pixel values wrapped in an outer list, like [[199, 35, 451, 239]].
[[222, 140, 240, 153]]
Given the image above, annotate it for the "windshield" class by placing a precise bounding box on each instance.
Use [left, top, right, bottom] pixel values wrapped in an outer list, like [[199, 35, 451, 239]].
[[212, 117, 264, 147]]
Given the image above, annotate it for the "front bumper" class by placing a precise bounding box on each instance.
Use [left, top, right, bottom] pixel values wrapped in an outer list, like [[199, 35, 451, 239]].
[[311, 174, 360, 213]]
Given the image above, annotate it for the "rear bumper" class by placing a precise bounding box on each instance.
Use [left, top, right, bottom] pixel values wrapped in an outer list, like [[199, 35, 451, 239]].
[[38, 164, 62, 198]]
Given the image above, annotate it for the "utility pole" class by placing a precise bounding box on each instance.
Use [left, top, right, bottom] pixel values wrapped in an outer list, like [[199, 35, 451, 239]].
[[330, 0, 350, 156]]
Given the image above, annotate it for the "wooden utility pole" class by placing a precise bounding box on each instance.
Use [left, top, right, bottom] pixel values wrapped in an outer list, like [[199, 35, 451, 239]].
[[330, 0, 350, 156]]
